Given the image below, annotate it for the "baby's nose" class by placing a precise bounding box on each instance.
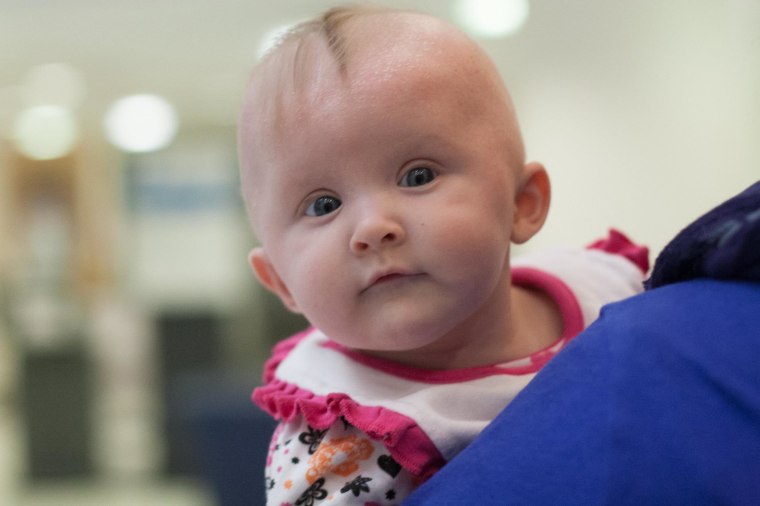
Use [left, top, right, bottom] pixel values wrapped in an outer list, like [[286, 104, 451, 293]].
[[349, 214, 405, 254]]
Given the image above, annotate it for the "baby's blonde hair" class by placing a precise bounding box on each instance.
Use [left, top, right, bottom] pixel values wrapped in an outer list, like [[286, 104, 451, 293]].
[[263, 5, 394, 72]]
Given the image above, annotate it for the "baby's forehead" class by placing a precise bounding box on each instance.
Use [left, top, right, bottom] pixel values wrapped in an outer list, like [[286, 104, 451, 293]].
[[250, 15, 499, 128]]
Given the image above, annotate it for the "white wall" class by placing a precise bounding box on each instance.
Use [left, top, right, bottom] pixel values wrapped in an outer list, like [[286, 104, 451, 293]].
[[497, 1, 760, 257]]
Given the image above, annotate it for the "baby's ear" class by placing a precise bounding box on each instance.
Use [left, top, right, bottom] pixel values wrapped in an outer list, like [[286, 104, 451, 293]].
[[511, 161, 551, 244], [248, 248, 300, 313]]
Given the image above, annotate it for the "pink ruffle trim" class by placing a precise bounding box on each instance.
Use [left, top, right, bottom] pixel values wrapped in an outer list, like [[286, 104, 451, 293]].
[[261, 329, 311, 383], [587, 228, 650, 274], [252, 379, 445, 480]]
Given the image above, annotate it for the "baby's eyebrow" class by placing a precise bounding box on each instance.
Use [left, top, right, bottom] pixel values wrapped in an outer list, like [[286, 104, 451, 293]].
[[277, 166, 333, 198], [397, 132, 458, 159]]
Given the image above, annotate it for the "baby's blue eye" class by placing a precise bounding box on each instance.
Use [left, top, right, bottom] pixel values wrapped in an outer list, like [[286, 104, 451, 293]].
[[306, 196, 342, 216], [400, 167, 436, 187]]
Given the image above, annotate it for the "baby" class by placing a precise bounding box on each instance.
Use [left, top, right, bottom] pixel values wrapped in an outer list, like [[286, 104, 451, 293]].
[[238, 6, 648, 505]]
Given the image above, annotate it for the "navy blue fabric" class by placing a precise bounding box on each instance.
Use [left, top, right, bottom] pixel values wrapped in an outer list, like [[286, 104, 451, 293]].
[[405, 280, 760, 505], [646, 180, 760, 288], [405, 180, 760, 505]]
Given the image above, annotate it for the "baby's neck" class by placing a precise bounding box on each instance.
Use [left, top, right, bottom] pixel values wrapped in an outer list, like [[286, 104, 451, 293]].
[[507, 284, 564, 358], [361, 284, 563, 370]]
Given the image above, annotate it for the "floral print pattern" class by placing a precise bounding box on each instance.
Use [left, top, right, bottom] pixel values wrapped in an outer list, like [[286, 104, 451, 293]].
[[306, 434, 374, 483], [265, 419, 415, 505]]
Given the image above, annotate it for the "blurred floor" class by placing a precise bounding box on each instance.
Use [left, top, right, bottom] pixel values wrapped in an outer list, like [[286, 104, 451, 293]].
[[18, 479, 214, 506], [0, 405, 22, 505], [0, 401, 216, 506]]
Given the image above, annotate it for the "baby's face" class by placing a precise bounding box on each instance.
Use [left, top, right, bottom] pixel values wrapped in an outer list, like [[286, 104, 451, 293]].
[[245, 31, 525, 360]]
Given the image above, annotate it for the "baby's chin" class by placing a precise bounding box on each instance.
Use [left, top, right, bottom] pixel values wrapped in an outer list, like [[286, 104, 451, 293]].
[[350, 319, 437, 346], [338, 337, 437, 356], [335, 329, 457, 366]]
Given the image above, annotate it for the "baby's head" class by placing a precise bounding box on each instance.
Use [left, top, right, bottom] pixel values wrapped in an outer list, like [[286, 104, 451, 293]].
[[238, 6, 550, 362]]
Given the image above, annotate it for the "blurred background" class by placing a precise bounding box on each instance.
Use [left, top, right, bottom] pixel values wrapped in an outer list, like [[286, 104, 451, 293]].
[[1, 0, 758, 504]]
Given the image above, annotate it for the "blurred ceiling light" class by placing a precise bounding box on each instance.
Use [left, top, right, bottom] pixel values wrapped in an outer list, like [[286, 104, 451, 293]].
[[23, 62, 87, 109], [12, 105, 79, 160], [103, 94, 178, 153], [453, 0, 530, 38], [258, 23, 297, 59]]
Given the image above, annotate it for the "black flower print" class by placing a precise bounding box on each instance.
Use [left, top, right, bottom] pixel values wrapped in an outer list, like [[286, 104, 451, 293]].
[[295, 477, 328, 506], [340, 475, 373, 497], [386, 489, 396, 500], [265, 476, 275, 490], [298, 426, 327, 454]]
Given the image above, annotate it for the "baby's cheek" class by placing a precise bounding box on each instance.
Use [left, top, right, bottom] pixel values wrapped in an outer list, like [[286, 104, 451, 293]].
[[290, 257, 349, 324], [438, 214, 511, 285], [441, 210, 508, 256]]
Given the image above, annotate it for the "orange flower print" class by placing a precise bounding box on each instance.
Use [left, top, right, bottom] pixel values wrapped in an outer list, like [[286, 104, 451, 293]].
[[305, 435, 374, 484]]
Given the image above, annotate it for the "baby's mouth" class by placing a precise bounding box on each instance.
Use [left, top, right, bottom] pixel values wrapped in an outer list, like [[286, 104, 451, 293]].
[[375, 273, 405, 284], [362, 271, 424, 293]]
